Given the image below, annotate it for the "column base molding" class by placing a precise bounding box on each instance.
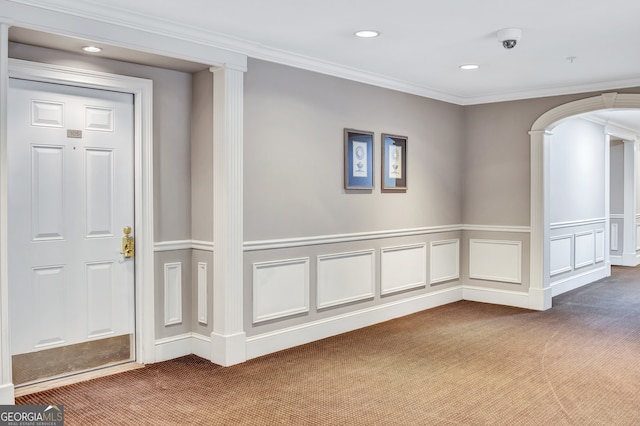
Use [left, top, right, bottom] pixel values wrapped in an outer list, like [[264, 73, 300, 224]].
[[210, 332, 247, 367]]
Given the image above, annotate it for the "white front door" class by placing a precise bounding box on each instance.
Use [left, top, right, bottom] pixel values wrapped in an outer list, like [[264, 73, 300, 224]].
[[8, 78, 135, 382]]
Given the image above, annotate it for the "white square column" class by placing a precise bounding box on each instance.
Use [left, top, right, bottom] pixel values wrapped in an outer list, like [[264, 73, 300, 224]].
[[210, 64, 247, 366]]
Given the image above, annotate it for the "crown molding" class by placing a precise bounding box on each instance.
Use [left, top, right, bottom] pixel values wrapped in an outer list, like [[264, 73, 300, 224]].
[[458, 77, 640, 106], [8, 0, 640, 106]]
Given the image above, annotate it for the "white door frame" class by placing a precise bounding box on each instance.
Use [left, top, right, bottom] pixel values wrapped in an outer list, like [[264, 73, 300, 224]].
[[4, 59, 155, 372], [529, 92, 640, 310]]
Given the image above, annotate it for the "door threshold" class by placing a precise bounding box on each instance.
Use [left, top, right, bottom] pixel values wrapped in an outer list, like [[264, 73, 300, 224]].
[[14, 362, 145, 397]]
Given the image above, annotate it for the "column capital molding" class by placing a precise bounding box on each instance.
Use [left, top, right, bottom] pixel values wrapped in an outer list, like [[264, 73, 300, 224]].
[[209, 63, 247, 73]]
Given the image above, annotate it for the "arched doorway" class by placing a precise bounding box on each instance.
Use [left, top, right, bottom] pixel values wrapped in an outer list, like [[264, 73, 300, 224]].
[[528, 93, 640, 310]]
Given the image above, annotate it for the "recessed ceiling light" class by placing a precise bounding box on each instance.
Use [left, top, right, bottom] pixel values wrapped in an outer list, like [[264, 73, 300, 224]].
[[354, 30, 380, 38], [82, 46, 102, 53], [459, 64, 479, 70]]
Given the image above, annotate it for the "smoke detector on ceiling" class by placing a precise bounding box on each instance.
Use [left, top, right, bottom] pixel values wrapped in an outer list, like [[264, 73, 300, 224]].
[[497, 28, 522, 49]]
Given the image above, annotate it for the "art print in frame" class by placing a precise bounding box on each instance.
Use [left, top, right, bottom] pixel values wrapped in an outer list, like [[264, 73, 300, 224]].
[[382, 133, 407, 192], [344, 129, 374, 190]]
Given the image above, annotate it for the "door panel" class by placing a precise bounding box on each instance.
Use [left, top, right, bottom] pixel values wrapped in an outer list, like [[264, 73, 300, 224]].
[[8, 78, 135, 383]]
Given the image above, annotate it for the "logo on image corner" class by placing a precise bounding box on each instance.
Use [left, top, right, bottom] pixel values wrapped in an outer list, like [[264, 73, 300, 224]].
[[0, 404, 64, 426]]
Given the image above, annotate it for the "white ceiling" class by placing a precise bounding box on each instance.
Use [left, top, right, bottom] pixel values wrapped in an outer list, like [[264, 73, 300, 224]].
[[7, 0, 640, 130], [11, 0, 640, 105]]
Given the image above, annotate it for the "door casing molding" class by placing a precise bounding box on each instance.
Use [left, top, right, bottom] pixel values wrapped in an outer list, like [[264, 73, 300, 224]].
[[4, 59, 155, 379]]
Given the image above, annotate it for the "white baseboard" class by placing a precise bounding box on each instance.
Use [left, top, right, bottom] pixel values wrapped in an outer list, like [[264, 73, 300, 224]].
[[0, 383, 15, 404], [610, 255, 623, 266], [245, 286, 463, 360], [462, 285, 530, 309], [154, 333, 211, 362], [191, 334, 212, 359], [620, 252, 640, 267], [156, 269, 615, 366], [211, 332, 247, 367], [551, 265, 609, 297], [528, 286, 553, 311]]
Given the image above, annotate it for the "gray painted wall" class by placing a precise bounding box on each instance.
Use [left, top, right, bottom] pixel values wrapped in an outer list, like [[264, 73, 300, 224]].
[[10, 41, 640, 353], [191, 69, 214, 242], [243, 59, 465, 335], [243, 59, 464, 242], [610, 140, 624, 215], [610, 140, 624, 258], [462, 89, 640, 226]]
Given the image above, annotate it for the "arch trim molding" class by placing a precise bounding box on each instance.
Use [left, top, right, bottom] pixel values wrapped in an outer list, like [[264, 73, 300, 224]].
[[529, 92, 640, 310]]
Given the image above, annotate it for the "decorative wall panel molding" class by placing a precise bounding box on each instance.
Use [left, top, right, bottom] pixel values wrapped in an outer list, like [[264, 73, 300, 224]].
[[430, 239, 460, 284], [253, 258, 310, 323], [380, 244, 426, 295], [469, 239, 522, 284], [163, 262, 183, 326], [610, 223, 619, 251], [317, 250, 375, 309], [574, 231, 595, 269], [595, 229, 605, 263], [550, 235, 573, 277], [197, 262, 208, 325]]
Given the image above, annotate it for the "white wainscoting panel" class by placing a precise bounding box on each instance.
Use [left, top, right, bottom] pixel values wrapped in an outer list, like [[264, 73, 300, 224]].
[[469, 239, 522, 284], [610, 223, 618, 251], [595, 229, 605, 263], [380, 244, 426, 295], [430, 239, 460, 284], [574, 231, 595, 269], [636, 223, 640, 251], [253, 258, 310, 323], [164, 262, 183, 326], [317, 250, 375, 309], [197, 262, 207, 325], [550, 235, 573, 277]]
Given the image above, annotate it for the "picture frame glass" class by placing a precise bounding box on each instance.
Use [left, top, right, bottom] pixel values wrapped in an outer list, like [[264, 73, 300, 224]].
[[382, 134, 407, 191], [344, 129, 374, 189]]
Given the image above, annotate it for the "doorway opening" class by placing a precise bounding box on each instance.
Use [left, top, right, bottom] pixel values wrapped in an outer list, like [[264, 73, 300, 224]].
[[529, 93, 640, 310]]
